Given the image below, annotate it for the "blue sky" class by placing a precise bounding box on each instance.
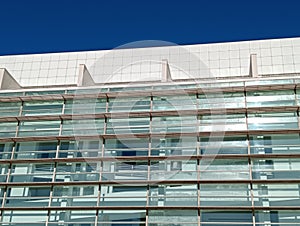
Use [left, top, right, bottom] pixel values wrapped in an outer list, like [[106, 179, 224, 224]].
[[1, 0, 300, 55]]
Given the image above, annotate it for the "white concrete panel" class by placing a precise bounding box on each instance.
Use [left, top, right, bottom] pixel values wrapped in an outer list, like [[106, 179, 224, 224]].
[[0, 37, 299, 87]]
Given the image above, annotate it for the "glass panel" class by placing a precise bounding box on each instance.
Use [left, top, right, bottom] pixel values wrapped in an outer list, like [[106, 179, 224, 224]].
[[250, 134, 300, 154], [151, 137, 197, 156], [14, 141, 57, 159], [104, 138, 148, 157], [150, 160, 197, 181], [200, 184, 252, 206], [0, 187, 5, 206], [201, 210, 253, 225], [22, 100, 63, 116], [100, 185, 147, 206], [153, 84, 184, 91], [10, 163, 54, 182], [62, 119, 104, 136], [247, 90, 295, 107], [199, 92, 245, 109], [199, 114, 247, 131], [152, 95, 197, 111], [59, 140, 102, 158], [2, 211, 47, 224], [102, 161, 148, 181], [255, 210, 300, 225], [296, 88, 300, 106], [152, 116, 198, 133], [253, 184, 300, 207], [98, 210, 146, 225], [149, 184, 197, 206], [245, 79, 294, 86], [200, 136, 248, 155], [65, 98, 106, 114], [55, 162, 100, 182], [148, 210, 198, 225], [0, 122, 17, 137], [25, 90, 65, 96], [0, 91, 23, 97], [248, 112, 298, 130], [252, 158, 300, 180], [49, 210, 96, 224], [18, 120, 60, 137], [200, 159, 250, 180], [108, 96, 150, 112], [5, 186, 50, 207], [10, 164, 54, 183], [0, 142, 13, 159], [106, 117, 150, 134], [51, 185, 98, 207], [0, 164, 9, 182], [200, 81, 244, 88], [67, 88, 104, 94], [0, 102, 21, 117]]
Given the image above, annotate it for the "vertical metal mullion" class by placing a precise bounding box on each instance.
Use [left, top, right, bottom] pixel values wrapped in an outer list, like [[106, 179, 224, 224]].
[[103, 116, 107, 137], [248, 133, 255, 226], [94, 182, 101, 226], [61, 96, 66, 115], [146, 95, 153, 226], [196, 93, 201, 156], [245, 85, 255, 226], [196, 91, 201, 226], [58, 111, 63, 138], [197, 158, 201, 226], [148, 136, 151, 177], [15, 99, 23, 138], [46, 141, 59, 226], [244, 85, 248, 134], [149, 95, 153, 138], [1, 102, 22, 222], [96, 91, 109, 226], [10, 139, 17, 163], [97, 124, 104, 226], [146, 136, 151, 224], [46, 115, 62, 226], [105, 94, 109, 114], [196, 91, 199, 111], [294, 87, 300, 129], [45, 206, 51, 226], [0, 144, 15, 222], [18, 99, 24, 117], [96, 183, 102, 226], [145, 182, 149, 226], [103, 93, 108, 137], [197, 109, 201, 226]]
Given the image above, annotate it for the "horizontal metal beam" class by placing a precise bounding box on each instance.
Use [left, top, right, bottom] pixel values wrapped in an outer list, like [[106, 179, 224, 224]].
[[1, 179, 300, 187], [0, 106, 299, 122], [1, 153, 300, 164], [0, 82, 299, 103], [0, 206, 299, 211], [0, 129, 299, 142]]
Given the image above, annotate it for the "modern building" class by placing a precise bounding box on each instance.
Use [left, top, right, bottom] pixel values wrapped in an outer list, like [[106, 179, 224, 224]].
[[0, 37, 299, 225]]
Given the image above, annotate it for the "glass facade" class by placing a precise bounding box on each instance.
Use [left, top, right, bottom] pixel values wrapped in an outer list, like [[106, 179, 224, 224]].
[[0, 78, 299, 225]]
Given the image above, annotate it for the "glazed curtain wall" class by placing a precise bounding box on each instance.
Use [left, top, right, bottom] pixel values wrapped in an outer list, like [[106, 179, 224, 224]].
[[0, 81, 300, 225]]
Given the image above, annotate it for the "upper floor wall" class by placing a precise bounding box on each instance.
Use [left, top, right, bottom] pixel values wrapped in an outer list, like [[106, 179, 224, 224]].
[[0, 37, 299, 87]]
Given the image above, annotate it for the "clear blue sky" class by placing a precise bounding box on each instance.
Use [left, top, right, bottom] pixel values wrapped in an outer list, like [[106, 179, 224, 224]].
[[1, 0, 300, 55]]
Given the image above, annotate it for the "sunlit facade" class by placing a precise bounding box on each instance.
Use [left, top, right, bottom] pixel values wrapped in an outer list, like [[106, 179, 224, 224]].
[[0, 38, 300, 225]]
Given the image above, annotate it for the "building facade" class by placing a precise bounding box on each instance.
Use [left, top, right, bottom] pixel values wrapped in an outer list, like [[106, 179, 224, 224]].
[[0, 38, 299, 225]]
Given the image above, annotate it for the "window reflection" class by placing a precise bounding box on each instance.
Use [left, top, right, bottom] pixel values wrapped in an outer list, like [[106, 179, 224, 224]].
[[15, 141, 57, 159], [22, 100, 63, 116]]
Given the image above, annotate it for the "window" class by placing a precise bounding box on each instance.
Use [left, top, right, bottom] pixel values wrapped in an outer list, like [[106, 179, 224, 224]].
[[15, 141, 57, 159], [22, 100, 63, 116], [18, 120, 60, 137]]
